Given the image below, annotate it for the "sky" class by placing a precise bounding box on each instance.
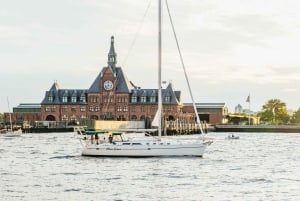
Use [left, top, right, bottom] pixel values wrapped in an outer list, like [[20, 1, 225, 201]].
[[1, 0, 300, 113]]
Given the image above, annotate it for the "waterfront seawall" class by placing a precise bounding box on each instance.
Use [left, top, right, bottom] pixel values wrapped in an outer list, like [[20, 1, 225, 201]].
[[214, 125, 300, 133]]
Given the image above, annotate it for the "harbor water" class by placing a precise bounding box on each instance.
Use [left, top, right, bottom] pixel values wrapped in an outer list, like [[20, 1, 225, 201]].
[[1, 132, 299, 201]]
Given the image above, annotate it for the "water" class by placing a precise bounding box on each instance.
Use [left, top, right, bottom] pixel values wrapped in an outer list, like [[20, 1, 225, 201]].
[[1, 132, 299, 201]]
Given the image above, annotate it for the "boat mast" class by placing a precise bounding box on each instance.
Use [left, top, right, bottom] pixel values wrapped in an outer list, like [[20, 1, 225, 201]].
[[7, 97, 13, 131], [158, 0, 162, 138]]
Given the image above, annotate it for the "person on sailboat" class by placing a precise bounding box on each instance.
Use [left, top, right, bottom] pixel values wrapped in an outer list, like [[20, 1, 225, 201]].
[[91, 135, 94, 144], [95, 133, 99, 145], [108, 135, 113, 143]]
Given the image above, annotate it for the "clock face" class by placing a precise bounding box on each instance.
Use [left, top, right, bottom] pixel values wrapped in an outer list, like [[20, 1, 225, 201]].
[[104, 80, 114, 90]]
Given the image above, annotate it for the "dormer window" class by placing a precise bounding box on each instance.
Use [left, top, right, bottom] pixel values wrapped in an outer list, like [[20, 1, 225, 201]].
[[80, 95, 86, 103], [131, 96, 137, 103], [71, 96, 77, 103], [62, 90, 68, 103], [150, 96, 156, 103], [62, 96, 68, 103], [141, 96, 147, 103], [48, 95, 53, 102], [165, 96, 171, 103]]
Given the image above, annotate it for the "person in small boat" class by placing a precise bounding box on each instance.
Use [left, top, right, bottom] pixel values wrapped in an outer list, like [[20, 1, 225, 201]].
[[108, 135, 113, 143], [95, 133, 99, 145]]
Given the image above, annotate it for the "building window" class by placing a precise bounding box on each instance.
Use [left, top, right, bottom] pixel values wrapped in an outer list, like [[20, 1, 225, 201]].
[[80, 107, 86, 112], [131, 96, 137, 103], [48, 96, 53, 102], [95, 106, 100, 112], [141, 96, 147, 103], [141, 106, 145, 112], [80, 95, 86, 103], [150, 106, 156, 112], [45, 107, 50, 112], [62, 96, 68, 103], [51, 106, 56, 112], [71, 106, 76, 112], [165, 96, 171, 103], [117, 106, 122, 112], [90, 96, 98, 103], [150, 96, 156, 103], [131, 106, 136, 112], [71, 96, 77, 103], [131, 115, 137, 120], [89, 106, 94, 112], [70, 115, 76, 121], [117, 96, 127, 103], [62, 106, 67, 112], [62, 115, 68, 121], [123, 106, 128, 112], [104, 96, 113, 103]]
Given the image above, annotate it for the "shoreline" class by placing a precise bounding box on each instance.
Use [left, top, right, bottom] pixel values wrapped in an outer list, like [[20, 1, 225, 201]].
[[214, 124, 300, 133]]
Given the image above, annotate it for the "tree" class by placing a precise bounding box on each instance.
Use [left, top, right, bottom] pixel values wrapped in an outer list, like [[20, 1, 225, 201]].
[[0, 113, 4, 129], [290, 108, 300, 124], [0, 113, 3, 123], [258, 99, 289, 124]]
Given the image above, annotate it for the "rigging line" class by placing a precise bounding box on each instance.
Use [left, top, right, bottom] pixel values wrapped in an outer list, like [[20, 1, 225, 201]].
[[121, 0, 153, 67], [165, 0, 204, 137]]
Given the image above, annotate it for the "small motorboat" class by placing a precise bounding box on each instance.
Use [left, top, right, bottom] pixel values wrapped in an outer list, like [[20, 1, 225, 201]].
[[226, 134, 239, 140]]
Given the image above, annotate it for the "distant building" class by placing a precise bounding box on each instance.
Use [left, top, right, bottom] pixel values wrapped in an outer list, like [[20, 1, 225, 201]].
[[183, 103, 228, 124], [235, 104, 243, 113], [4, 103, 41, 126]]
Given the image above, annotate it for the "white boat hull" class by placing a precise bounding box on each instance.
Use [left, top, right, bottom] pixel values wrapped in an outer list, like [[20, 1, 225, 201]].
[[2, 133, 22, 137], [81, 141, 207, 157], [1, 129, 22, 137]]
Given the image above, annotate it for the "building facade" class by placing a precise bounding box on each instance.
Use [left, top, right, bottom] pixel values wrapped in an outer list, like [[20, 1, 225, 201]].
[[40, 36, 182, 125], [3, 103, 41, 128], [183, 103, 228, 125]]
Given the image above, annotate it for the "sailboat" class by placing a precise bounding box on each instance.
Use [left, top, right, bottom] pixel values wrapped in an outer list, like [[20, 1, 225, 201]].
[[1, 97, 22, 137], [78, 0, 212, 157]]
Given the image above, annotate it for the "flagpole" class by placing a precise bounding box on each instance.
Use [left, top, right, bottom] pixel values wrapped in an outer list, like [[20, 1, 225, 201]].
[[248, 99, 250, 125]]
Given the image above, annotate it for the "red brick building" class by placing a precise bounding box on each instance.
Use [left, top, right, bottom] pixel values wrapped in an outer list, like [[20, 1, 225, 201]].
[[3, 103, 41, 127], [40, 36, 182, 125], [183, 103, 228, 125]]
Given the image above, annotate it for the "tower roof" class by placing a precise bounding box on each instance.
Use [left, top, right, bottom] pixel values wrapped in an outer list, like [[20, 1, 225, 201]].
[[49, 80, 60, 91], [108, 36, 117, 68]]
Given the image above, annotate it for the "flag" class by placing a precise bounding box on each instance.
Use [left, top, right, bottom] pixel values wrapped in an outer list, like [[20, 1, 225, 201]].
[[246, 95, 250, 103]]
